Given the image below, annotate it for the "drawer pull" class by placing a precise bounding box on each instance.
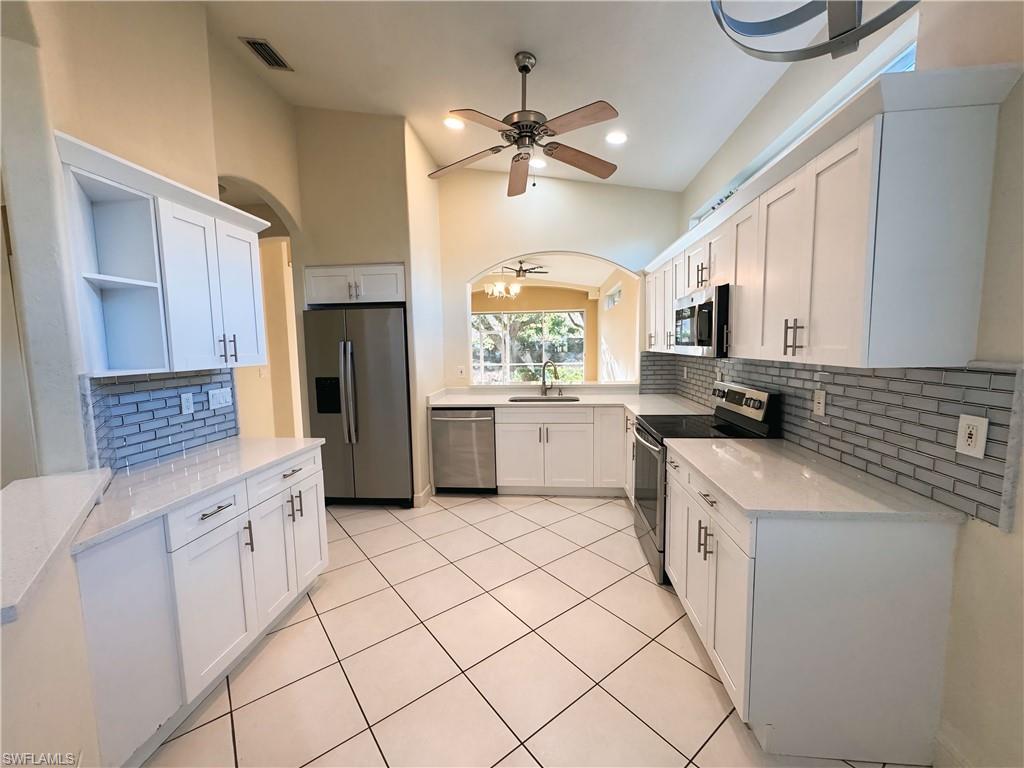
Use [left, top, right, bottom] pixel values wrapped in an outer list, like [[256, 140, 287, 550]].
[[702, 531, 714, 561], [282, 468, 302, 479], [199, 503, 232, 521], [698, 490, 717, 507], [667, 459, 679, 470]]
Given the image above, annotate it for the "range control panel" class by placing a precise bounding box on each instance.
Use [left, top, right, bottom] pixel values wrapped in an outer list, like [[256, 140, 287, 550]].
[[711, 381, 773, 422]]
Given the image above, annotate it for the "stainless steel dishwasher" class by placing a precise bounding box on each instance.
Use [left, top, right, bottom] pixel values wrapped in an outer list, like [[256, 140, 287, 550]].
[[430, 408, 497, 493]]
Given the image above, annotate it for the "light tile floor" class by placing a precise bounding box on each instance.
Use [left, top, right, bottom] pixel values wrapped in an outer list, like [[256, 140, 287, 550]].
[[146, 494, 898, 768]]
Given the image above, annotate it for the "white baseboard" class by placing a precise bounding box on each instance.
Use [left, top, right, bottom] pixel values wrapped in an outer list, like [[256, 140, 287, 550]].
[[497, 486, 626, 498], [934, 724, 972, 768], [413, 484, 433, 507]]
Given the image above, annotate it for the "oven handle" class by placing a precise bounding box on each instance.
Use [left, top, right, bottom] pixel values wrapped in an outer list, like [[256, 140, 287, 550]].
[[633, 426, 664, 456]]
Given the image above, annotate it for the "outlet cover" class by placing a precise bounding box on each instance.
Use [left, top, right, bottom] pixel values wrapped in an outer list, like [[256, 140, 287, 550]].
[[956, 414, 989, 458], [209, 387, 233, 410], [456, 365, 466, 378], [812, 390, 826, 417], [180, 392, 195, 415]]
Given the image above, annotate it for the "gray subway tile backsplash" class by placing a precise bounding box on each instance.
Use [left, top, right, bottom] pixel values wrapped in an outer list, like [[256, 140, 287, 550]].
[[639, 352, 1021, 528], [89, 369, 238, 470]]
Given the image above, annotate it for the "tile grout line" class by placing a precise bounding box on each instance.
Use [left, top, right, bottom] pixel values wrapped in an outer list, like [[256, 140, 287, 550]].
[[685, 707, 734, 768], [225, 675, 239, 768]]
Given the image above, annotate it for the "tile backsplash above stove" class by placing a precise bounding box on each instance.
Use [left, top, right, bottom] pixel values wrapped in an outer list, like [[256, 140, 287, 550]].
[[640, 352, 1021, 527]]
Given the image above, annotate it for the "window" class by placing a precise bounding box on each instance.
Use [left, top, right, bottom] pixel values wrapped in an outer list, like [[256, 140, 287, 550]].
[[471, 310, 585, 385], [604, 284, 623, 310]]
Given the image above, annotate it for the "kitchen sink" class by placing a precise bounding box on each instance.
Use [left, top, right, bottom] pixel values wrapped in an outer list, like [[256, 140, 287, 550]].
[[507, 395, 581, 403]]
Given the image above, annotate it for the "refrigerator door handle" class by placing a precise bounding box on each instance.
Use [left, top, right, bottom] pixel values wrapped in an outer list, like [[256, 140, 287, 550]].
[[338, 341, 352, 444], [345, 341, 358, 444]]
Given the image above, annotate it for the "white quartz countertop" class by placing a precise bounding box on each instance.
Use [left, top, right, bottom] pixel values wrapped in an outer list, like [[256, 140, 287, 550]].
[[2, 468, 111, 623], [665, 439, 965, 523], [429, 390, 712, 416], [72, 437, 325, 555]]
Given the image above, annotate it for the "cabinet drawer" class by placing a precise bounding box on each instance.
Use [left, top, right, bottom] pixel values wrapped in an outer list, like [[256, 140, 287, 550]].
[[666, 451, 685, 487], [246, 450, 321, 507], [495, 407, 593, 424], [165, 482, 248, 551], [672, 454, 755, 557]]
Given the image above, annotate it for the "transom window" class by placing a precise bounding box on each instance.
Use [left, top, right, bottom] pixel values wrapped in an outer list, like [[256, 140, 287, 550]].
[[471, 311, 585, 385]]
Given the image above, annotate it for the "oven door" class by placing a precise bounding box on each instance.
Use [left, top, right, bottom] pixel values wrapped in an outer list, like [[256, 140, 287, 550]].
[[632, 424, 667, 583]]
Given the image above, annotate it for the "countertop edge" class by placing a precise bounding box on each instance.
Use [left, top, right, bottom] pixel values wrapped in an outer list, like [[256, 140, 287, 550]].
[[2, 468, 112, 624], [70, 438, 325, 556], [428, 392, 711, 414]]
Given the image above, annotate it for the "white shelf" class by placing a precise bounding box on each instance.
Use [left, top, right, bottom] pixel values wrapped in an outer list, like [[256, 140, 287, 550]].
[[82, 272, 159, 291]]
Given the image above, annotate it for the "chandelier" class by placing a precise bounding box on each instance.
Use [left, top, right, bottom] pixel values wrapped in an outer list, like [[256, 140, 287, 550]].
[[484, 281, 521, 300], [710, 0, 919, 62]]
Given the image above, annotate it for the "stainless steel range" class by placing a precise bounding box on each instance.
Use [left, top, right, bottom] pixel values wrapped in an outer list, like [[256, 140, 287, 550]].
[[632, 381, 780, 583]]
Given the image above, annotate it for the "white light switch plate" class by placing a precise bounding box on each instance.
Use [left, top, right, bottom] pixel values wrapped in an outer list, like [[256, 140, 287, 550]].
[[955, 414, 988, 458], [209, 387, 233, 410], [812, 390, 826, 417], [180, 392, 194, 415]]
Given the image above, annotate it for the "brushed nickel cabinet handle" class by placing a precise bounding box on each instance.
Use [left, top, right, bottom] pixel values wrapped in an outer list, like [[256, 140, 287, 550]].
[[697, 519, 706, 554], [287, 496, 296, 522], [790, 317, 805, 354], [282, 468, 302, 479], [545, 427, 550, 443], [698, 490, 717, 507], [200, 502, 232, 521], [348, 282, 353, 300], [230, 334, 239, 362], [295, 490, 304, 518], [244, 520, 254, 551], [703, 531, 714, 561], [219, 334, 229, 363]]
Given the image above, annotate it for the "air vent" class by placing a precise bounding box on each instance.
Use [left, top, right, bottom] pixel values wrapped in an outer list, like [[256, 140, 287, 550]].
[[240, 37, 293, 71]]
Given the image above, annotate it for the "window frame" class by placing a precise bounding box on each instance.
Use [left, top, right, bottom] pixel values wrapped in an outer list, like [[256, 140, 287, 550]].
[[471, 308, 586, 385]]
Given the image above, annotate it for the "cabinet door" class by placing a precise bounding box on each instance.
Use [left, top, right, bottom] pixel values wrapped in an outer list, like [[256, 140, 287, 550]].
[[756, 166, 813, 361], [681, 499, 711, 642], [645, 273, 657, 351], [706, 519, 754, 719], [725, 201, 762, 360], [804, 120, 877, 366], [544, 423, 595, 487], [673, 256, 687, 302], [496, 423, 546, 486], [354, 264, 406, 302], [292, 471, 328, 588], [664, 475, 687, 590], [594, 407, 626, 488], [305, 266, 356, 304], [706, 225, 733, 287], [171, 513, 257, 701], [684, 241, 706, 294], [249, 491, 297, 627], [662, 263, 675, 348], [652, 269, 664, 351], [624, 413, 636, 503], [158, 201, 226, 371], [215, 220, 266, 367]]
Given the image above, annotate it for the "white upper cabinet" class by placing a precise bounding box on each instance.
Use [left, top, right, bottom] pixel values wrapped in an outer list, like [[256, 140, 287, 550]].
[[304, 264, 406, 305], [723, 201, 759, 360], [215, 220, 266, 366], [662, 262, 674, 348], [159, 202, 226, 371], [645, 268, 660, 351]]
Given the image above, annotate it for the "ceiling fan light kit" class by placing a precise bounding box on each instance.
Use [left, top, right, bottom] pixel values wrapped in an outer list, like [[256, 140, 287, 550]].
[[428, 51, 621, 196]]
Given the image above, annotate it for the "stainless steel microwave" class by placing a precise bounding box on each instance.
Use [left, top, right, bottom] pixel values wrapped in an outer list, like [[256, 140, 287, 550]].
[[673, 284, 729, 357]]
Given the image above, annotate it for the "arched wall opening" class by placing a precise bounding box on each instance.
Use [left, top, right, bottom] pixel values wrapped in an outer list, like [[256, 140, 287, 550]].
[[217, 176, 303, 439], [465, 251, 641, 386]]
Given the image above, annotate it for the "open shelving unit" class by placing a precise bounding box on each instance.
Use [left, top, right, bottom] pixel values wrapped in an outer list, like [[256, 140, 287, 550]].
[[65, 167, 169, 375]]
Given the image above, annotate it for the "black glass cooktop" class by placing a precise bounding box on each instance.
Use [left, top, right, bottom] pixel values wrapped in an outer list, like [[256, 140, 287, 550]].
[[636, 413, 769, 442]]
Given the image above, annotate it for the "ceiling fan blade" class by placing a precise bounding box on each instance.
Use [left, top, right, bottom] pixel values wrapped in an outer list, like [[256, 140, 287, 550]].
[[428, 145, 507, 179], [451, 109, 514, 133], [542, 142, 617, 179], [540, 100, 618, 137], [508, 152, 530, 197]]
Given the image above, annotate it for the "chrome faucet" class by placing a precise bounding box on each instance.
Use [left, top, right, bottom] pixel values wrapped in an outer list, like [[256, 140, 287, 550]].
[[541, 361, 559, 397]]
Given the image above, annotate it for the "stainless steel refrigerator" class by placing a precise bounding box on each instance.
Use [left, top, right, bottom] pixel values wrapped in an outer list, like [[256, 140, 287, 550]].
[[304, 305, 413, 505]]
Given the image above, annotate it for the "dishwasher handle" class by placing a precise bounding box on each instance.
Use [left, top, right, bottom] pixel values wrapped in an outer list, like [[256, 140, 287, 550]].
[[431, 416, 494, 422]]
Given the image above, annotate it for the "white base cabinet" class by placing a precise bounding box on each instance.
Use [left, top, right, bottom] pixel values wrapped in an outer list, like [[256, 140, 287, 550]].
[[663, 446, 959, 765]]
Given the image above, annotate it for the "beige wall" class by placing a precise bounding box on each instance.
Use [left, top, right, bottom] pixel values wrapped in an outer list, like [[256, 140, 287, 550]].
[[31, 1, 218, 197], [914, 5, 1023, 767], [470, 286, 599, 382], [403, 123, 444, 501], [438, 170, 678, 386], [597, 268, 640, 382]]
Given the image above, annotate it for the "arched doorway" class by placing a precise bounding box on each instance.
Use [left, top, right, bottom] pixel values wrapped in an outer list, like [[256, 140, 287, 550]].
[[218, 177, 302, 438], [466, 252, 641, 385]]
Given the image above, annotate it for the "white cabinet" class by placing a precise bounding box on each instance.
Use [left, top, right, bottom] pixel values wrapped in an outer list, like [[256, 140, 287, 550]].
[[171, 513, 259, 701], [645, 268, 661, 351], [544, 423, 595, 487], [305, 264, 406, 305], [496, 423, 546, 486], [158, 202, 225, 371], [594, 407, 626, 488], [248, 491, 297, 628], [724, 201, 760, 360], [661, 262, 674, 348], [215, 220, 266, 366], [292, 472, 328, 587], [706, 517, 754, 719], [681, 497, 711, 641], [664, 474, 686, 588], [624, 412, 636, 503]]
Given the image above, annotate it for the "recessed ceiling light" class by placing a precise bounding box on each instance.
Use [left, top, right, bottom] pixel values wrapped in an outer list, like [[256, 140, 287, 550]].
[[443, 116, 465, 130], [605, 130, 628, 145], [529, 157, 547, 169]]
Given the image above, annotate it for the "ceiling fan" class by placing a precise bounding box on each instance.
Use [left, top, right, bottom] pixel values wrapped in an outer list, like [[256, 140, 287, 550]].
[[428, 51, 620, 196], [501, 260, 549, 279]]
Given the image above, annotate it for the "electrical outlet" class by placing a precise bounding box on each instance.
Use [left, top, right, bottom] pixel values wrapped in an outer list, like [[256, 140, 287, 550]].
[[956, 414, 989, 458], [682, 366, 687, 379], [180, 392, 194, 415], [813, 389, 826, 417], [209, 387, 233, 410], [456, 365, 466, 378]]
